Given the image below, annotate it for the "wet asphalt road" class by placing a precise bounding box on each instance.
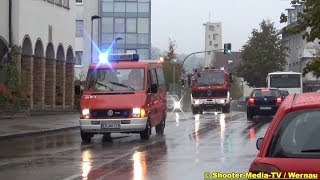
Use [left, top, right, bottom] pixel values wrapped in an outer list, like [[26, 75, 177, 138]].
[[0, 110, 273, 180]]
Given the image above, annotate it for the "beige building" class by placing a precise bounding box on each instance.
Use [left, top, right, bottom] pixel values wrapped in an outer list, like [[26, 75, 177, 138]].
[[282, 3, 320, 92], [203, 22, 222, 67], [0, 0, 76, 109], [75, 0, 99, 80]]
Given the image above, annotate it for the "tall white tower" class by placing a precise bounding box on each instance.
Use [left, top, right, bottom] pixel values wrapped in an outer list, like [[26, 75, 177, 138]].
[[203, 22, 222, 67]]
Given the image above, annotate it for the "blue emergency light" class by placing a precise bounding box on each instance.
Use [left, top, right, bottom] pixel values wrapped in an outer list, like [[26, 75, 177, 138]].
[[98, 53, 139, 63]]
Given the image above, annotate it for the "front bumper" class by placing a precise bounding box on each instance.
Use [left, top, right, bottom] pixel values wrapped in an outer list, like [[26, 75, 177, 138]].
[[192, 98, 229, 110], [79, 117, 148, 133]]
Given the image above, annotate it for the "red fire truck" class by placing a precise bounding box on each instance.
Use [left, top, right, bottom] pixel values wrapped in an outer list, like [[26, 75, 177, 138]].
[[189, 67, 233, 114]]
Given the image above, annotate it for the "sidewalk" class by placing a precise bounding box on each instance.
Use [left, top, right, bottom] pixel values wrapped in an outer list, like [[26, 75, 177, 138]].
[[0, 114, 80, 140]]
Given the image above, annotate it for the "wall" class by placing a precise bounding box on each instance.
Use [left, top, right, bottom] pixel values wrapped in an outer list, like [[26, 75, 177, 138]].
[[0, 0, 9, 42]]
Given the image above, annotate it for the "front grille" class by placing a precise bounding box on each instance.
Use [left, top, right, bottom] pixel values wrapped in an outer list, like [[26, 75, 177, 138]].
[[192, 90, 227, 98], [91, 109, 131, 119]]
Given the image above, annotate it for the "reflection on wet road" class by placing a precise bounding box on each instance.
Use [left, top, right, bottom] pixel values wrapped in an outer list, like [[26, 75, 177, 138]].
[[0, 111, 273, 180]]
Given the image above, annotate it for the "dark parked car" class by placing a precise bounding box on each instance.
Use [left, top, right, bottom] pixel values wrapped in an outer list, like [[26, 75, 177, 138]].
[[247, 88, 282, 119]]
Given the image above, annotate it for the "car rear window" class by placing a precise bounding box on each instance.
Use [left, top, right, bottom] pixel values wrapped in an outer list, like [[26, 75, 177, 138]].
[[252, 89, 280, 98], [268, 109, 320, 158]]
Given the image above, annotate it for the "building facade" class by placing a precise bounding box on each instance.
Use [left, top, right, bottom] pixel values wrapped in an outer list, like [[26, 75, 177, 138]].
[[0, 0, 76, 109], [203, 22, 222, 67], [282, 3, 320, 92], [99, 0, 151, 60], [75, 0, 99, 80]]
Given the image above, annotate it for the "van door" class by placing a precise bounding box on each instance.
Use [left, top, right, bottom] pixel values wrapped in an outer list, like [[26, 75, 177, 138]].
[[148, 69, 162, 126]]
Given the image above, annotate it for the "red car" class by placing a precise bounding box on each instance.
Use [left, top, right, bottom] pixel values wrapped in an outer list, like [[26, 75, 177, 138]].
[[249, 92, 320, 176]]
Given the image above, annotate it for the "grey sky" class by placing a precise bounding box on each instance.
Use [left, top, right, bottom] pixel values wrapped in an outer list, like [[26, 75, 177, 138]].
[[151, 0, 291, 54]]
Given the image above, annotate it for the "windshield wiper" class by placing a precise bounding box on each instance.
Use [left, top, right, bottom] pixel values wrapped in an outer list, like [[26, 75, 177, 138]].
[[301, 149, 320, 153], [96, 82, 114, 91], [109, 81, 135, 90]]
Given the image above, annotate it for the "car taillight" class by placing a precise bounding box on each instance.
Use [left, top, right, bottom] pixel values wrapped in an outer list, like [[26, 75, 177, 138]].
[[249, 162, 280, 174], [276, 98, 282, 105], [249, 98, 255, 105]]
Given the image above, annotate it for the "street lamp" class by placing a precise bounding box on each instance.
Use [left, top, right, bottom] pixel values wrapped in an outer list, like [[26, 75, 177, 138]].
[[91, 15, 101, 63], [113, 37, 123, 53], [173, 59, 177, 94]]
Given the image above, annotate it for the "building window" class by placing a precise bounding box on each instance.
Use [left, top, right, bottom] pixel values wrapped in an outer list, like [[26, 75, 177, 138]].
[[102, 18, 113, 33], [126, 34, 137, 44], [138, 49, 149, 60], [138, 34, 149, 44], [126, 18, 137, 33], [63, 0, 69, 7], [114, 2, 125, 12], [126, 49, 137, 54], [126, 2, 137, 13], [207, 51, 211, 55], [138, 2, 149, 12], [102, 34, 114, 43], [209, 41, 212, 46], [138, 18, 149, 33], [212, 34, 216, 40], [102, 2, 113, 12], [209, 25, 214, 31], [76, 20, 84, 37], [214, 44, 218, 48], [208, 35, 210, 39], [75, 51, 83, 65], [114, 18, 125, 33], [76, 0, 82, 4]]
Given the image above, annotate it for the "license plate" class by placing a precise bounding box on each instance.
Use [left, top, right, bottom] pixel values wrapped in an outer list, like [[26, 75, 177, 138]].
[[101, 122, 120, 129], [206, 101, 215, 104], [260, 107, 271, 110]]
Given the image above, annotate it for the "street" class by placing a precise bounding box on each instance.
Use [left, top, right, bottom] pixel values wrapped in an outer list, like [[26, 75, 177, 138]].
[[0, 110, 273, 180]]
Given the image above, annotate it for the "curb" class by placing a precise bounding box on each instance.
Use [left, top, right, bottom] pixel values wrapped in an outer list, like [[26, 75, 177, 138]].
[[0, 125, 80, 140]]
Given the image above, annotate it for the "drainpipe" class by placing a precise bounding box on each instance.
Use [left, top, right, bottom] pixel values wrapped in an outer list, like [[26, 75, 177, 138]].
[[9, 0, 12, 47]]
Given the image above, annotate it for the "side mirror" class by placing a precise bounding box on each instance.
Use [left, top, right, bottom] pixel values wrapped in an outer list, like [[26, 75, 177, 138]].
[[149, 84, 158, 93], [256, 137, 264, 150]]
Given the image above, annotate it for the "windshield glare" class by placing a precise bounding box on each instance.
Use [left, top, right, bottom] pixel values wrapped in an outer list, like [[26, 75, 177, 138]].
[[86, 68, 144, 91], [196, 72, 225, 85]]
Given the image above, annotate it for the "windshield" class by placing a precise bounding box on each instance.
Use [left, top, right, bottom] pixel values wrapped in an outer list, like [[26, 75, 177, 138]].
[[270, 74, 301, 88], [252, 89, 280, 98], [85, 68, 144, 91], [195, 72, 225, 85], [268, 109, 320, 158]]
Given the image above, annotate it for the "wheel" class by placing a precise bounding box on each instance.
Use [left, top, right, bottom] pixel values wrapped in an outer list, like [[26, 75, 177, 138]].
[[247, 110, 254, 120], [192, 107, 197, 114], [155, 116, 165, 135], [81, 131, 93, 143], [222, 104, 230, 113], [140, 119, 151, 140]]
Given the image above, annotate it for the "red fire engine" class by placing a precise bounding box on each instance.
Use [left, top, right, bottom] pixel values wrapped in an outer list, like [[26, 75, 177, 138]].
[[189, 67, 233, 114]]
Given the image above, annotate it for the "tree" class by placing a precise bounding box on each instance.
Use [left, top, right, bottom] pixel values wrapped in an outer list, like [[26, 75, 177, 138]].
[[303, 48, 320, 78], [235, 20, 288, 87], [162, 39, 182, 92], [280, 0, 320, 76]]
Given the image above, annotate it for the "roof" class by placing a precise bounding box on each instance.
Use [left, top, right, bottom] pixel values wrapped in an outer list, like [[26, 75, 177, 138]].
[[213, 52, 241, 70], [268, 71, 302, 75], [282, 92, 320, 111]]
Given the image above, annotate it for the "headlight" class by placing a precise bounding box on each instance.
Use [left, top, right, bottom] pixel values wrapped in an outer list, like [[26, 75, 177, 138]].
[[195, 100, 200, 105], [220, 100, 225, 104], [174, 101, 181, 109], [132, 108, 145, 118], [82, 109, 90, 119]]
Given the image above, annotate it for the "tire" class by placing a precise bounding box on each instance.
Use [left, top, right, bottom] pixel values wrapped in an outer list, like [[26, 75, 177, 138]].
[[140, 119, 151, 140], [192, 107, 197, 114], [155, 117, 165, 135], [222, 104, 231, 113], [81, 131, 93, 143], [247, 110, 254, 120]]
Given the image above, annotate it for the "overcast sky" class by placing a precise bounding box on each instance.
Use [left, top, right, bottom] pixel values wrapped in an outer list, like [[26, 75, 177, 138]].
[[151, 0, 291, 54]]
